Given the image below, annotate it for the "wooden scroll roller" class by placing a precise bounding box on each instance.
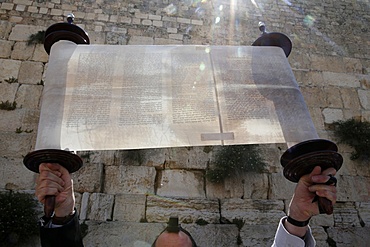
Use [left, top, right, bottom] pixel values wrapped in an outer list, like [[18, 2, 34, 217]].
[[280, 139, 343, 214]]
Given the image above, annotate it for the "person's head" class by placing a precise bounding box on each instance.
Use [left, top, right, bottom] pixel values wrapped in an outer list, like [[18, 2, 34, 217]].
[[152, 217, 197, 247]]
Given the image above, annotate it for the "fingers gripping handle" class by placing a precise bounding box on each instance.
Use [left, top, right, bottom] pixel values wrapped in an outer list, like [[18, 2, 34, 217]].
[[313, 175, 337, 214], [45, 195, 56, 218]]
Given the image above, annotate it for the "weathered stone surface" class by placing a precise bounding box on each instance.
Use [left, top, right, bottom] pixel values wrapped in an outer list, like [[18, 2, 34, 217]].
[[358, 89, 370, 110], [8, 25, 45, 41], [333, 202, 361, 227], [146, 195, 219, 224], [243, 173, 269, 199], [11, 42, 34, 60], [206, 175, 244, 199], [221, 199, 285, 225], [32, 44, 48, 62], [0, 82, 18, 102], [301, 87, 326, 108], [0, 59, 21, 81], [165, 146, 209, 169], [14, 84, 43, 109], [322, 108, 343, 124], [72, 163, 103, 193], [311, 214, 334, 227], [340, 88, 361, 110], [0, 20, 12, 39], [186, 224, 239, 247], [0, 40, 13, 58], [83, 193, 114, 221], [269, 173, 295, 200], [157, 169, 205, 198], [322, 72, 360, 88], [310, 226, 328, 243], [0, 131, 35, 157], [337, 175, 369, 202], [128, 36, 154, 45], [240, 224, 276, 247], [113, 194, 146, 222], [0, 109, 24, 131], [310, 55, 345, 73], [18, 61, 44, 84], [0, 157, 36, 190], [327, 226, 370, 247], [356, 202, 370, 226], [84, 221, 164, 247], [104, 165, 156, 194]]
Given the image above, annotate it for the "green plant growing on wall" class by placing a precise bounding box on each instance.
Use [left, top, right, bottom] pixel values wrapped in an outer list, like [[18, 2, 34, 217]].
[[4, 77, 18, 84], [333, 118, 370, 160], [15, 127, 33, 133], [27, 30, 45, 45], [126, 149, 145, 164], [206, 145, 266, 183], [0, 191, 39, 246], [0, 101, 17, 111]]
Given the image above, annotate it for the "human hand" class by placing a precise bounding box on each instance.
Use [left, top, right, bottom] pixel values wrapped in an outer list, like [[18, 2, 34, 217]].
[[35, 163, 75, 217], [285, 166, 337, 237]]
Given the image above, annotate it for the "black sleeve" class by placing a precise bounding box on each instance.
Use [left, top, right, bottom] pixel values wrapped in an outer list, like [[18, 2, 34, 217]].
[[39, 212, 84, 247]]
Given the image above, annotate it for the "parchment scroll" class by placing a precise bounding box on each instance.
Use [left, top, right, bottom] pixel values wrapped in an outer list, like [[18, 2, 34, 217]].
[[36, 42, 317, 151]]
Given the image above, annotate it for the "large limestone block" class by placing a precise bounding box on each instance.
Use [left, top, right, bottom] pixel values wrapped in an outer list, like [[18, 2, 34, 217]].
[[220, 198, 285, 225], [337, 175, 369, 202], [165, 146, 209, 169], [311, 214, 334, 227], [322, 108, 343, 124], [0, 132, 35, 157], [0, 59, 21, 81], [157, 169, 205, 198], [310, 55, 345, 73], [146, 195, 219, 224], [11, 42, 34, 60], [269, 173, 295, 200], [0, 40, 13, 58], [84, 221, 164, 247], [327, 226, 370, 247], [301, 87, 326, 108], [340, 88, 361, 110], [32, 44, 49, 62], [206, 175, 244, 199], [0, 82, 18, 103], [243, 172, 269, 199], [0, 109, 24, 131], [322, 72, 360, 88], [18, 61, 44, 84], [0, 20, 12, 39], [0, 157, 36, 190], [240, 224, 276, 247], [104, 165, 156, 194], [358, 89, 370, 110], [325, 86, 343, 108], [72, 163, 103, 193], [9, 25, 45, 41], [82, 192, 114, 221], [333, 202, 361, 227], [185, 224, 239, 247], [113, 194, 146, 222], [15, 84, 43, 109]]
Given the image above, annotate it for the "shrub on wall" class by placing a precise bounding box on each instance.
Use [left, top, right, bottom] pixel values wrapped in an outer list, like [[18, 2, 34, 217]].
[[333, 118, 370, 160], [206, 145, 266, 183], [0, 191, 39, 246]]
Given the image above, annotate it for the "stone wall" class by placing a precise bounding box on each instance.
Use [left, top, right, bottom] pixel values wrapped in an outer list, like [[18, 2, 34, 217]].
[[0, 0, 369, 246]]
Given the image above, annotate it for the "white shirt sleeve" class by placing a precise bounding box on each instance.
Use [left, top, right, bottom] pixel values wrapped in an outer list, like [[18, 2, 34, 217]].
[[272, 216, 316, 247]]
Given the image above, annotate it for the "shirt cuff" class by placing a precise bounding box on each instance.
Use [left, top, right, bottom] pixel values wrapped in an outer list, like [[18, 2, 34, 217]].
[[272, 216, 316, 247]]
